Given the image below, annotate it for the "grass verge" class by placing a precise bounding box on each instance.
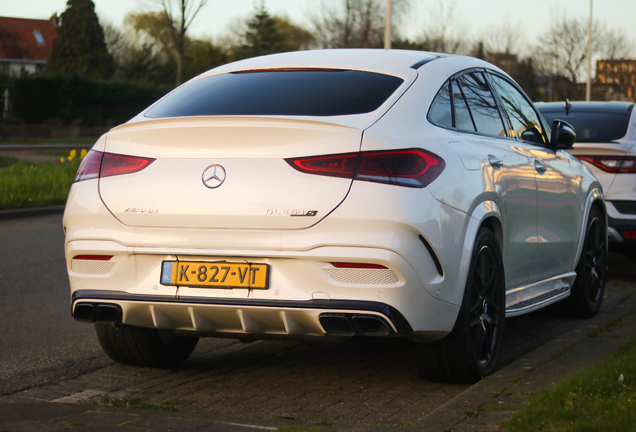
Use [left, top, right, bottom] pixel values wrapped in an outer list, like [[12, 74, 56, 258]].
[[0, 156, 77, 210], [505, 335, 636, 432]]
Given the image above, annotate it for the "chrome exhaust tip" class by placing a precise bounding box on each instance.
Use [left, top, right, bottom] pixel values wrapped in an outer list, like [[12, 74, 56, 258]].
[[73, 302, 122, 325], [319, 313, 393, 337], [351, 315, 391, 336], [319, 314, 355, 336]]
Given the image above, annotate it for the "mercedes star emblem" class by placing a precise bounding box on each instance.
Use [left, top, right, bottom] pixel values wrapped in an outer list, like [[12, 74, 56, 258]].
[[202, 164, 227, 189]]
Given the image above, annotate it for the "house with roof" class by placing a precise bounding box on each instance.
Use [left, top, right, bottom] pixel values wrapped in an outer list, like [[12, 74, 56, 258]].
[[0, 16, 57, 76]]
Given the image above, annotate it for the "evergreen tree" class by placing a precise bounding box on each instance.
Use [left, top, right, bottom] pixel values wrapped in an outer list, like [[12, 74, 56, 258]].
[[47, 0, 114, 79], [237, 3, 287, 60], [274, 17, 314, 52]]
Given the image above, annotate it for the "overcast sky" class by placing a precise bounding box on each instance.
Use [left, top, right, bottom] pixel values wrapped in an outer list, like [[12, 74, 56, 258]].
[[4, 0, 636, 54]]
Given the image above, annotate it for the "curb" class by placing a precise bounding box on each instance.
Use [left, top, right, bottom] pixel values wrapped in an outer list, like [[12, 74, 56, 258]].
[[413, 283, 636, 432], [0, 205, 65, 221]]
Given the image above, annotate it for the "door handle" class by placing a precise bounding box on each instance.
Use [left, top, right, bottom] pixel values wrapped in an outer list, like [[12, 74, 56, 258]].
[[534, 160, 547, 174], [488, 156, 504, 168]]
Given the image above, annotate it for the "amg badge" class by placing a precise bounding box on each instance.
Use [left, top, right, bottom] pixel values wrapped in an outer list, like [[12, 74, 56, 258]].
[[125, 207, 158, 214], [266, 209, 318, 217]]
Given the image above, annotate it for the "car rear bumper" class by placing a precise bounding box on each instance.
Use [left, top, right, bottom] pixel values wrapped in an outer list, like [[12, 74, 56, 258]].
[[607, 214, 636, 259], [66, 239, 460, 342], [70, 290, 461, 342], [607, 214, 636, 243], [64, 177, 469, 339]]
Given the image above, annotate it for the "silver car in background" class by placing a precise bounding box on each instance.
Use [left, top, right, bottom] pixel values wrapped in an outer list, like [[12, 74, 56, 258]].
[[64, 50, 606, 383]]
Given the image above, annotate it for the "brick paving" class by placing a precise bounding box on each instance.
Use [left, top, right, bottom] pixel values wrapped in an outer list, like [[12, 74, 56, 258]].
[[0, 253, 634, 431], [2, 337, 470, 426]]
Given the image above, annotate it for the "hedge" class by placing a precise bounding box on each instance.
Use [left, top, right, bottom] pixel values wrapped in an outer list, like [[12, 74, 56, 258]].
[[12, 75, 170, 126]]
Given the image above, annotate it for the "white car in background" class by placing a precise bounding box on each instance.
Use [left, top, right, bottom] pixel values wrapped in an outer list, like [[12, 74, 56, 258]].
[[64, 50, 606, 383], [537, 101, 636, 258]]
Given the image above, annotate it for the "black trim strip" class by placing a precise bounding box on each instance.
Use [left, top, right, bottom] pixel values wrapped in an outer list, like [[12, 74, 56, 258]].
[[607, 215, 636, 237], [419, 235, 444, 277], [71, 290, 413, 333], [610, 200, 636, 216]]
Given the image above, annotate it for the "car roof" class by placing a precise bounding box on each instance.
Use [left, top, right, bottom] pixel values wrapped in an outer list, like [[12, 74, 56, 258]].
[[208, 49, 444, 74], [200, 50, 508, 91], [536, 101, 635, 114]]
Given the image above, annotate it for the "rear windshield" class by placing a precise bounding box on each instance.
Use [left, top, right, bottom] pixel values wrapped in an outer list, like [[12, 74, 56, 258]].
[[145, 69, 404, 118], [539, 110, 631, 143]]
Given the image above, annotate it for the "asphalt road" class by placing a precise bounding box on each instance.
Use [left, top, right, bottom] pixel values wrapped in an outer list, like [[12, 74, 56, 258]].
[[1, 213, 634, 427], [0, 214, 101, 384]]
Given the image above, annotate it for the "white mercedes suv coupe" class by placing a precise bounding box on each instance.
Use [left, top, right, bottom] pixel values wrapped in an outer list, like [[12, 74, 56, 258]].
[[64, 50, 606, 383]]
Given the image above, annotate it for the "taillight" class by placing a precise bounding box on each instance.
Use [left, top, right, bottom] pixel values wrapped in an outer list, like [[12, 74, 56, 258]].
[[624, 231, 636, 239], [73, 151, 155, 183], [286, 149, 445, 188], [331, 262, 388, 269], [356, 149, 445, 187], [100, 153, 155, 178], [577, 156, 636, 173], [288, 153, 358, 179], [73, 150, 103, 182]]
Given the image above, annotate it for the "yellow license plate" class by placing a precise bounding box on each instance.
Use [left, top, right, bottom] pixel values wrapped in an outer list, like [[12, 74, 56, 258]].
[[161, 261, 269, 289]]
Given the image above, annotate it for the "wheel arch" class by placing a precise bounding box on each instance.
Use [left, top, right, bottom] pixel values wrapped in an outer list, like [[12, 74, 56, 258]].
[[444, 200, 503, 307], [480, 215, 504, 255], [471, 200, 504, 252], [570, 187, 606, 273], [591, 196, 607, 219]]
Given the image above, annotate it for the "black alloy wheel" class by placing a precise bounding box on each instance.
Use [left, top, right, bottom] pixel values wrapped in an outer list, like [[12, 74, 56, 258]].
[[567, 206, 606, 318], [582, 216, 605, 306], [469, 244, 504, 369], [413, 227, 505, 384]]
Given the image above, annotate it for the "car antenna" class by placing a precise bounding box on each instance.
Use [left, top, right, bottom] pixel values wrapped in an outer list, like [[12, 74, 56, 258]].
[[565, 99, 571, 115]]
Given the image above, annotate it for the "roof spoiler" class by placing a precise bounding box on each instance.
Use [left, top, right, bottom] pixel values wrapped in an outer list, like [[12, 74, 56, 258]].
[[411, 55, 444, 70]]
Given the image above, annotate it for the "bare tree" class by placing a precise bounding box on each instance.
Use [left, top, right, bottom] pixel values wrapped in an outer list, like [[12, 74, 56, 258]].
[[483, 16, 525, 55], [126, 11, 175, 60], [144, 0, 209, 86], [419, 0, 468, 54], [600, 27, 635, 60], [309, 0, 411, 49], [538, 15, 605, 85], [101, 20, 129, 64], [217, 16, 249, 52]]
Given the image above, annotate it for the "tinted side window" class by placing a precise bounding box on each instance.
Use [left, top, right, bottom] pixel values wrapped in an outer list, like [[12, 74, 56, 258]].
[[452, 80, 475, 131], [490, 75, 547, 145], [428, 82, 453, 128], [145, 70, 404, 118], [458, 72, 506, 137]]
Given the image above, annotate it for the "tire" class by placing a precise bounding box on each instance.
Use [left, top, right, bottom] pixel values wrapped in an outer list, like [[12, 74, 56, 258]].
[[413, 227, 505, 384], [566, 206, 606, 318], [95, 324, 199, 368]]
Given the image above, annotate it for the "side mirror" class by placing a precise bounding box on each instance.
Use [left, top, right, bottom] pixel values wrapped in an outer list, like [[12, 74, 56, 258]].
[[520, 127, 544, 145], [550, 120, 576, 150]]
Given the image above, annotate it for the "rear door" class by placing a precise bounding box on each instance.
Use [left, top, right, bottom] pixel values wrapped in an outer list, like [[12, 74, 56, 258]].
[[488, 74, 580, 281], [452, 71, 539, 289]]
